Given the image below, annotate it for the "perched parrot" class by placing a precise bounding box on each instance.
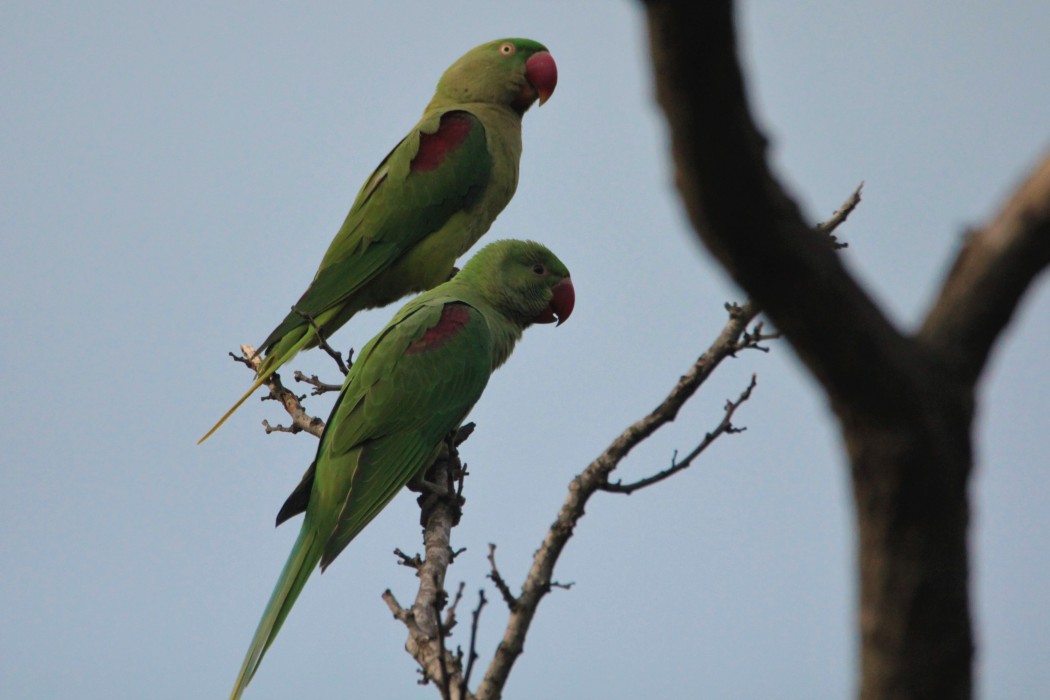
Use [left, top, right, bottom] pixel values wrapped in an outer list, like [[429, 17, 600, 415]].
[[200, 38, 557, 443], [227, 239, 574, 699]]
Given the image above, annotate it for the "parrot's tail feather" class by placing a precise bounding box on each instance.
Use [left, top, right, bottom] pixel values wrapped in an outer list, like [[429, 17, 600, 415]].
[[229, 526, 320, 700], [197, 371, 272, 444], [198, 330, 317, 444]]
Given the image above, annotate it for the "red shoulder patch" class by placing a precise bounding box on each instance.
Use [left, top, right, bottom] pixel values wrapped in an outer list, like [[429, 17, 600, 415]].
[[410, 112, 476, 173], [405, 304, 473, 354]]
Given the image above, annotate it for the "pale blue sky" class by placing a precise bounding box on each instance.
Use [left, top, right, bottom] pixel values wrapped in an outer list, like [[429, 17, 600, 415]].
[[3, 2, 1048, 699]]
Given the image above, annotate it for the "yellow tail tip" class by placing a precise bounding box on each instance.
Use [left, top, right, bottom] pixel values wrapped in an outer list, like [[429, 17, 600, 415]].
[[197, 371, 272, 444]]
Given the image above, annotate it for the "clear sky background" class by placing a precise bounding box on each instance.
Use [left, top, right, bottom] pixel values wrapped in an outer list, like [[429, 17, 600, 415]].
[[3, 2, 1048, 699]]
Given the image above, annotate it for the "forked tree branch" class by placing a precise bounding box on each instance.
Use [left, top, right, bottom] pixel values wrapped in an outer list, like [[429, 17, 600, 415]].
[[600, 373, 756, 495]]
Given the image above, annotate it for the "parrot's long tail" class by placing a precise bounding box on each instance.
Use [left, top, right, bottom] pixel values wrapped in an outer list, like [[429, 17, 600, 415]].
[[230, 524, 320, 700], [197, 330, 317, 444]]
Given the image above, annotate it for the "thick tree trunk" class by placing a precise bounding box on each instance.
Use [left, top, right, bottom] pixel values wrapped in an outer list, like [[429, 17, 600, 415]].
[[641, 2, 1050, 698], [840, 379, 974, 699]]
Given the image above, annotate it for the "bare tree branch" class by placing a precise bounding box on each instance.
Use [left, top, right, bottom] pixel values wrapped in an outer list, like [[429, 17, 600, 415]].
[[920, 153, 1050, 382], [601, 373, 756, 494], [815, 183, 863, 241], [393, 548, 424, 571], [236, 344, 325, 438], [485, 544, 519, 611], [432, 583, 454, 700], [444, 581, 466, 632], [459, 590, 487, 698], [292, 370, 343, 396], [383, 434, 474, 700]]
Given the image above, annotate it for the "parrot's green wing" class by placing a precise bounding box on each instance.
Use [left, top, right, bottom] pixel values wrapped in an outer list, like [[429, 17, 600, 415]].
[[260, 110, 492, 352], [307, 296, 494, 568]]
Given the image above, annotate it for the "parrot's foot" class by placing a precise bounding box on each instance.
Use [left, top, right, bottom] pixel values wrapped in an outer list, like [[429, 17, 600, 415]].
[[409, 425, 473, 527], [416, 489, 465, 529], [408, 475, 449, 496]]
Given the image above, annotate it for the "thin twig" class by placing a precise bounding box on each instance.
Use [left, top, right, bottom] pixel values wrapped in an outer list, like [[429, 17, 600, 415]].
[[229, 350, 255, 369], [293, 370, 343, 395], [733, 320, 782, 354], [261, 419, 299, 435], [601, 374, 757, 494], [486, 544, 518, 611], [460, 590, 487, 698], [445, 582, 466, 632], [394, 548, 424, 570], [237, 344, 325, 438], [815, 182, 863, 249]]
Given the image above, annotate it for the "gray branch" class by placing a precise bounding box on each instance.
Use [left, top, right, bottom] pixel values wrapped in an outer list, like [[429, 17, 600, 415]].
[[383, 439, 474, 700], [236, 344, 325, 438]]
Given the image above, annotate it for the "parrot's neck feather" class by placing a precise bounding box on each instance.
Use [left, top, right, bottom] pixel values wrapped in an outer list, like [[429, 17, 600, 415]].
[[486, 312, 524, 371]]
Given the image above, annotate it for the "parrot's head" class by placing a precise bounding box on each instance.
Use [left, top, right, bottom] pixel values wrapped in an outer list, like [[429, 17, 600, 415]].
[[433, 38, 557, 114], [464, 239, 574, 328]]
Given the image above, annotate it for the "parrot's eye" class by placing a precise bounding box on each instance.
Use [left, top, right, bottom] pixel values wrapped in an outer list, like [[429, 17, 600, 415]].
[[531, 263, 546, 275], [499, 42, 516, 56]]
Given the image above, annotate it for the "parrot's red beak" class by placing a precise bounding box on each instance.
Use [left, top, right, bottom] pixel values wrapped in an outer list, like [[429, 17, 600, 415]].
[[525, 51, 557, 106], [534, 277, 575, 325]]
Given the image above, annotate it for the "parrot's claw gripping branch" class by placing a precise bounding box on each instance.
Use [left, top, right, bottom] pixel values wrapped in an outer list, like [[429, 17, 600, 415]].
[[411, 426, 472, 527]]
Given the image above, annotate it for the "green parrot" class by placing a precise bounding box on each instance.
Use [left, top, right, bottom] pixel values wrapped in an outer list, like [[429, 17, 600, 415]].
[[228, 239, 574, 699], [200, 38, 557, 443]]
